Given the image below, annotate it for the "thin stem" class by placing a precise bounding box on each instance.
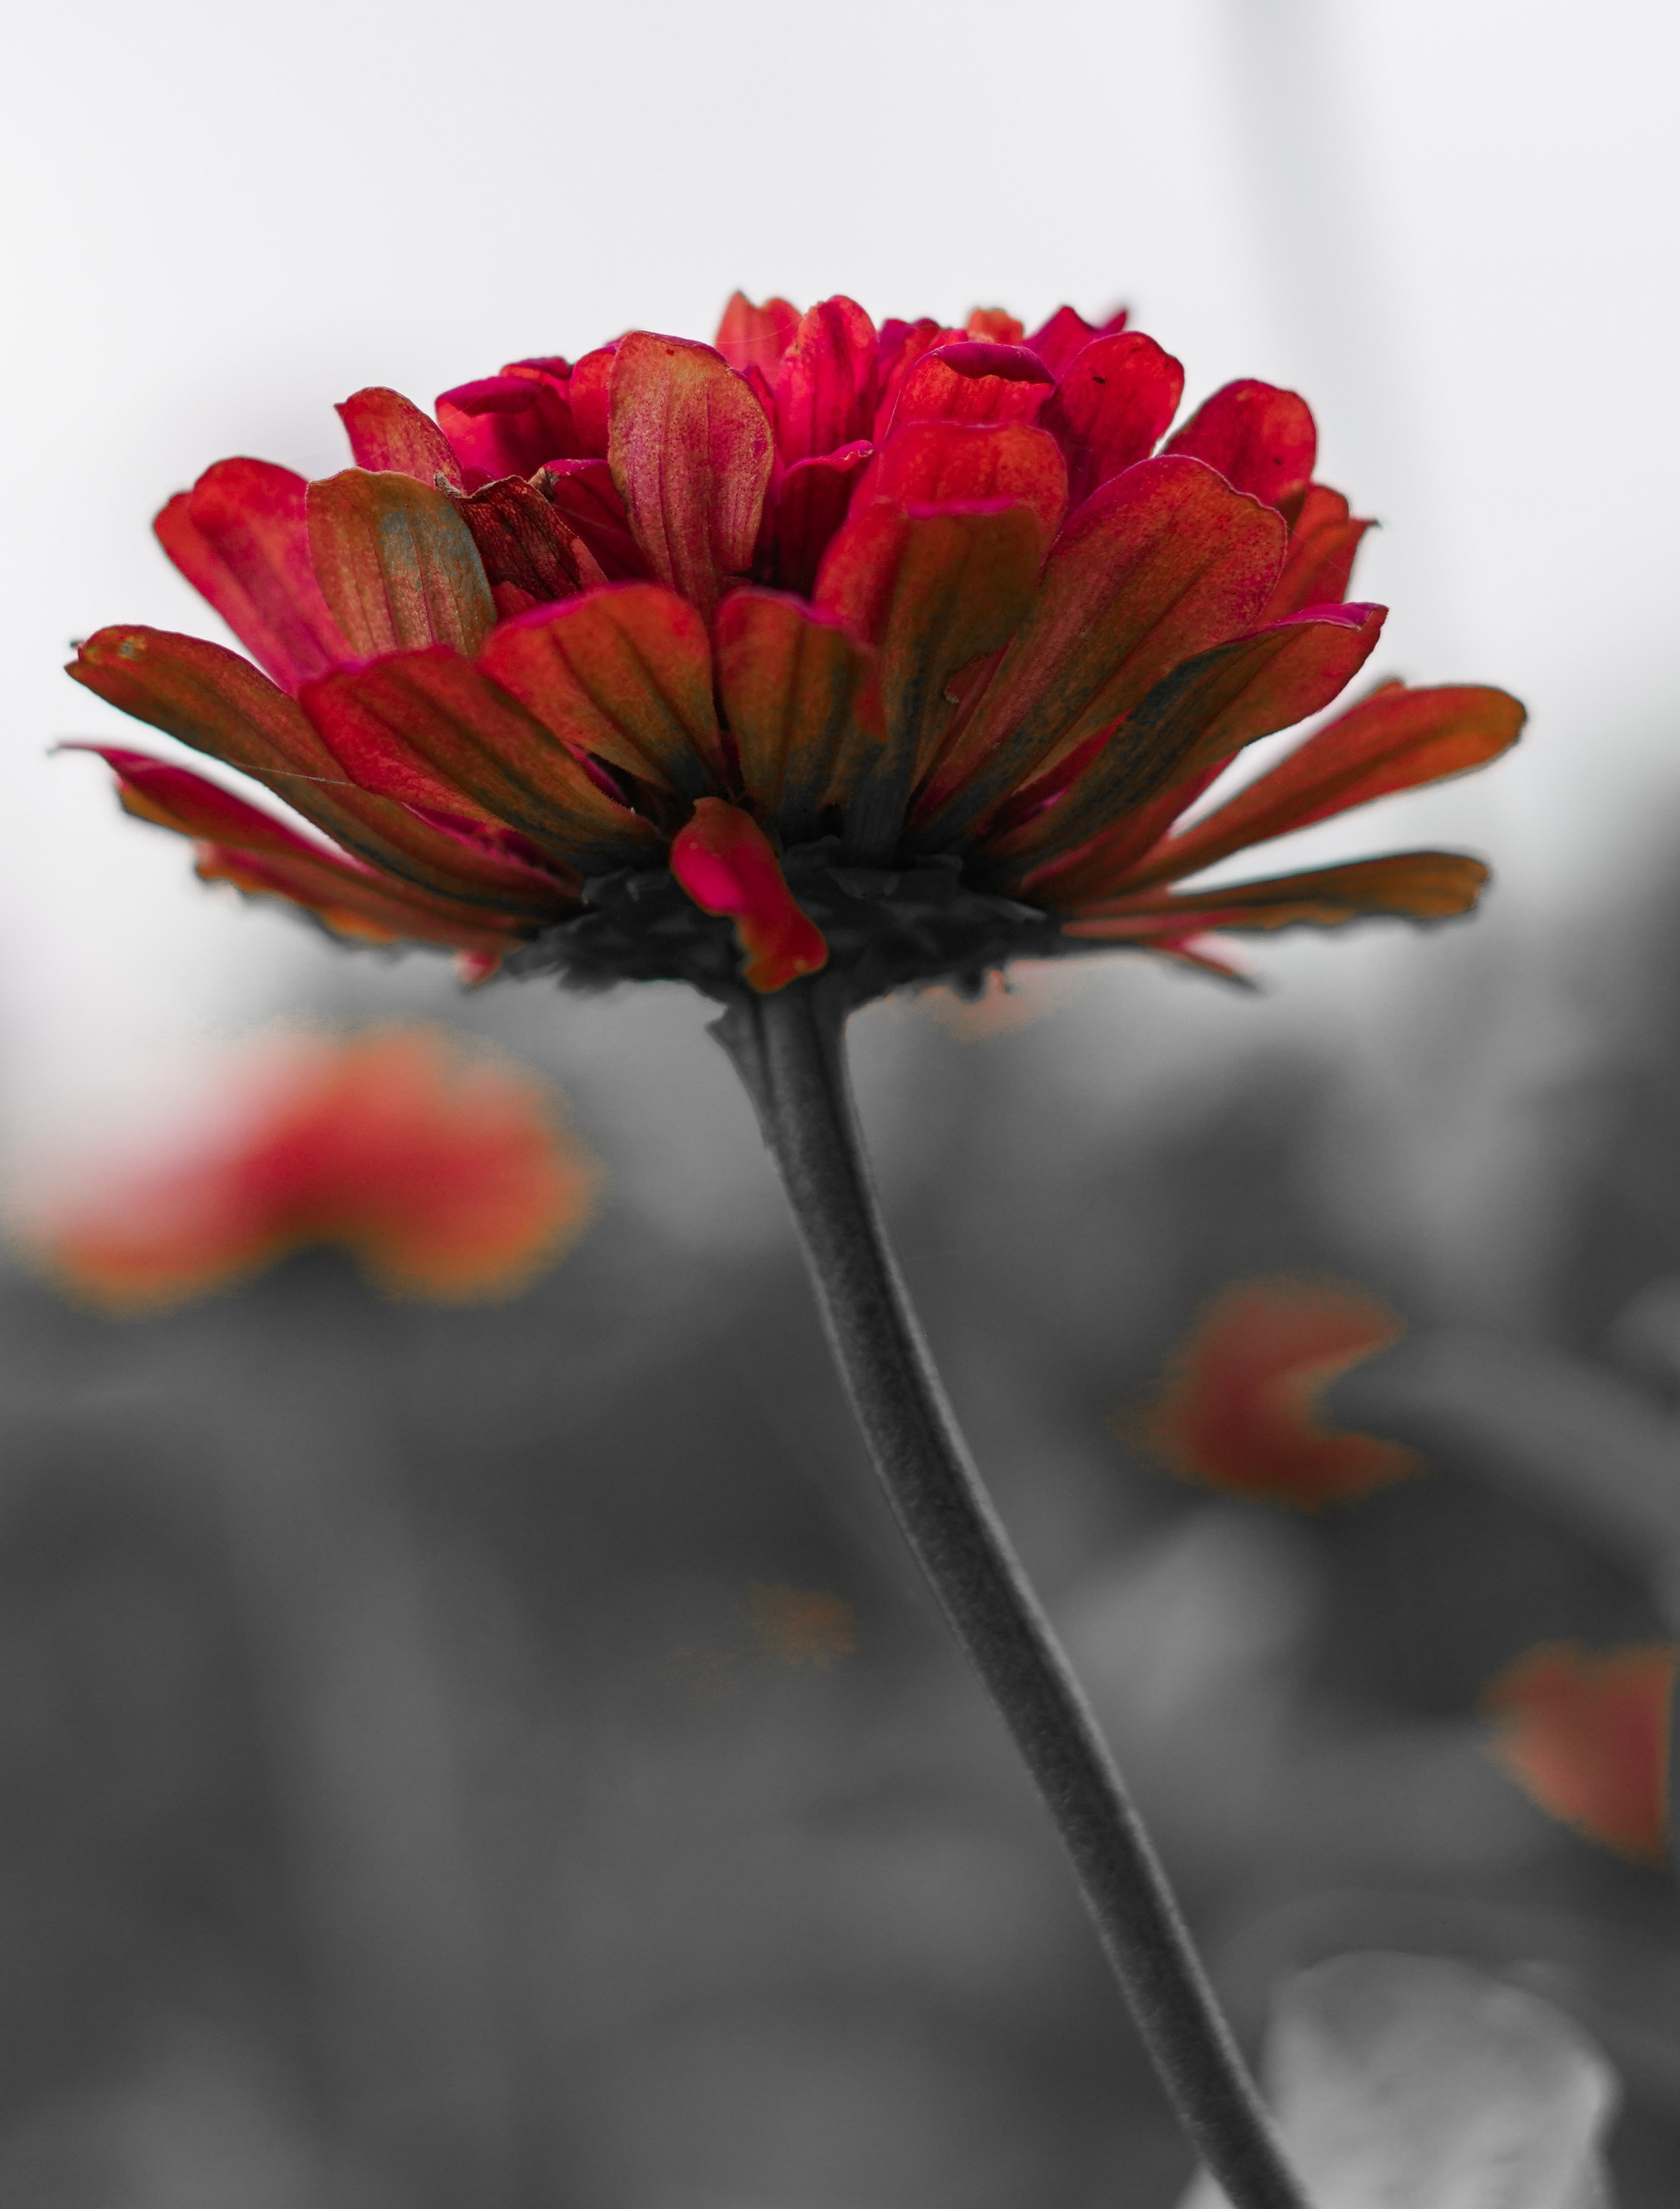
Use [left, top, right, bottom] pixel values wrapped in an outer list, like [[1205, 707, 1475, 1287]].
[[717, 976, 1310, 2209]]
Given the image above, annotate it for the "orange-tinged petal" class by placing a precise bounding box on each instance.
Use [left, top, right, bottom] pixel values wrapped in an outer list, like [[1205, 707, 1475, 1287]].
[[715, 588, 883, 834], [670, 797, 827, 992], [1259, 481, 1374, 621], [714, 291, 801, 374], [608, 332, 773, 618], [336, 387, 462, 487], [859, 419, 1068, 543], [1485, 1643, 1678, 1862], [480, 582, 723, 794], [1041, 330, 1185, 507], [815, 500, 1044, 853], [1142, 1275, 1421, 1508], [306, 470, 496, 658], [998, 603, 1387, 878], [33, 1028, 601, 1311], [920, 456, 1287, 841], [965, 307, 1026, 344], [299, 650, 655, 873], [1114, 683, 1526, 894], [155, 458, 350, 692], [1063, 850, 1490, 935]]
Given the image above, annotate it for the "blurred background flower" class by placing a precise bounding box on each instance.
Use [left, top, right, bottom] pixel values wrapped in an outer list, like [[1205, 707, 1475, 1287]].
[[1484, 1644, 1677, 1866]]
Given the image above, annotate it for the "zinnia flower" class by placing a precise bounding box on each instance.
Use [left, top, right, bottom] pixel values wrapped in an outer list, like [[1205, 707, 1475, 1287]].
[[1484, 1641, 1677, 1864], [26, 1026, 601, 1308], [66, 294, 1523, 1002], [1141, 1274, 1423, 1507]]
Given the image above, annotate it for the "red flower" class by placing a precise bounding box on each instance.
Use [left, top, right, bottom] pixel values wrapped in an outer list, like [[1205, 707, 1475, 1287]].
[[1141, 1274, 1422, 1508], [1484, 1643, 1677, 1864], [66, 295, 1522, 1003], [26, 1027, 601, 1309]]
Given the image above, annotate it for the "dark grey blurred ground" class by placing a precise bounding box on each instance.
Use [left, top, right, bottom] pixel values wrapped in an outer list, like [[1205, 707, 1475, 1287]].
[[4, 894, 1680, 2206]]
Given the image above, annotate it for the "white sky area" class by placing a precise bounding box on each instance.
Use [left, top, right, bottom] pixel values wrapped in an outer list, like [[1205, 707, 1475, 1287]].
[[2, 0, 1677, 1256]]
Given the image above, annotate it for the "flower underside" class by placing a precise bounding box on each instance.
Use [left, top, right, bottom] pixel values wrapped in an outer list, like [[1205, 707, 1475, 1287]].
[[67, 293, 1523, 1004]]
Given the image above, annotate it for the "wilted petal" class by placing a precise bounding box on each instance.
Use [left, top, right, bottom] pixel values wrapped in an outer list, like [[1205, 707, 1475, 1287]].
[[715, 588, 883, 834], [1041, 330, 1185, 507], [1117, 683, 1526, 892], [998, 604, 1387, 875], [1180, 1953, 1619, 2209], [480, 581, 723, 794], [302, 649, 655, 872], [1063, 850, 1490, 935], [449, 475, 603, 607], [437, 372, 576, 481], [890, 342, 1055, 433], [774, 296, 878, 465], [1485, 1642, 1677, 1862], [609, 332, 773, 617], [1142, 1274, 1419, 1508], [670, 796, 827, 992], [306, 471, 496, 658], [714, 292, 801, 374], [1260, 481, 1374, 620], [336, 387, 462, 486], [155, 458, 349, 691], [921, 456, 1287, 841], [861, 420, 1068, 544], [1166, 379, 1317, 514]]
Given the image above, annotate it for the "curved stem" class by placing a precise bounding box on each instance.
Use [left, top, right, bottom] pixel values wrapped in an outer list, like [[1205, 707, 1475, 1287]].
[[716, 977, 1310, 2209]]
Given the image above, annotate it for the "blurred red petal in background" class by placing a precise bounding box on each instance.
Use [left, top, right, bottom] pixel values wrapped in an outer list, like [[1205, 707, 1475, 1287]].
[[1483, 1641, 1678, 1864], [25, 1027, 601, 1310], [1139, 1274, 1422, 1508]]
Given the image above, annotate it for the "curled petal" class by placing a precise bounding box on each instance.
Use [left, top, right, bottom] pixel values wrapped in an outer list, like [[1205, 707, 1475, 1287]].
[[1041, 330, 1185, 507], [481, 581, 723, 794], [437, 373, 576, 481], [609, 332, 773, 617], [337, 388, 462, 487], [1063, 850, 1491, 935], [1166, 379, 1317, 514], [670, 797, 827, 991], [306, 471, 496, 658], [872, 318, 965, 441], [155, 459, 349, 691], [714, 292, 801, 374], [890, 342, 1055, 434]]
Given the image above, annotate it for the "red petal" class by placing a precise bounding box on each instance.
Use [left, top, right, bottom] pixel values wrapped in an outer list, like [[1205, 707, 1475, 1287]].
[[757, 441, 872, 598], [1041, 331, 1185, 507], [306, 471, 496, 658], [872, 319, 965, 441], [890, 343, 1055, 434], [1166, 380, 1317, 514], [714, 292, 801, 374], [773, 296, 878, 466], [669, 797, 827, 992], [566, 345, 618, 459], [859, 420, 1067, 544], [337, 388, 462, 487], [155, 459, 349, 692], [815, 500, 1044, 853], [1063, 850, 1491, 936], [1486, 1644, 1678, 1862], [535, 459, 650, 581], [1117, 682, 1526, 892], [480, 581, 723, 794], [919, 455, 1287, 840], [450, 475, 604, 602], [436, 374, 577, 482], [1258, 482, 1375, 621], [608, 333, 773, 618], [997, 605, 1387, 877], [1023, 304, 1129, 377], [714, 588, 883, 834]]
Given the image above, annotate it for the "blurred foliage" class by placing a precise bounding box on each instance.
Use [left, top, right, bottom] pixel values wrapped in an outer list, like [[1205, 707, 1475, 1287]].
[[4, 889, 1680, 2203]]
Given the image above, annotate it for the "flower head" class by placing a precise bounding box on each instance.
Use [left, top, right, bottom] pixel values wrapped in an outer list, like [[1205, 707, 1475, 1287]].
[[68, 296, 1522, 1004], [1140, 1274, 1423, 1508], [1483, 1641, 1677, 1864], [26, 1026, 600, 1309]]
